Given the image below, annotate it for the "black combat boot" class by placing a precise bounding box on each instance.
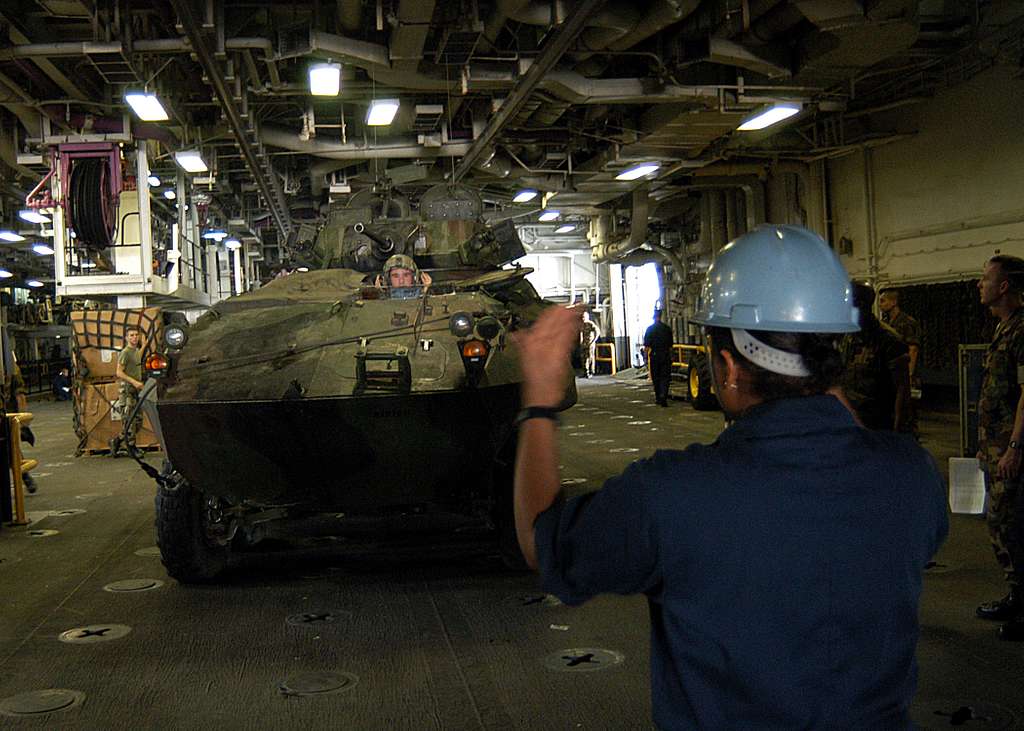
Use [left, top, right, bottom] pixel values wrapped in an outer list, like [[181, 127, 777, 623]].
[[998, 613, 1024, 641], [976, 588, 1022, 621]]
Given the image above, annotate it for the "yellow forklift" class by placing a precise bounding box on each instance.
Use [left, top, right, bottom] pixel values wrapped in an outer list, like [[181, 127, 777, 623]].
[[671, 344, 718, 411]]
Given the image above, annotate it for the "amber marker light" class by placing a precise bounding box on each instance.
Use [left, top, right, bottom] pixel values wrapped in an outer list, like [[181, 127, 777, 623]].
[[146, 353, 169, 371], [461, 340, 489, 359]]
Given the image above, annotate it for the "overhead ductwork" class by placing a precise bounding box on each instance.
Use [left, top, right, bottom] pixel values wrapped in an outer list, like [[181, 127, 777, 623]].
[[591, 185, 651, 263], [261, 125, 473, 160]]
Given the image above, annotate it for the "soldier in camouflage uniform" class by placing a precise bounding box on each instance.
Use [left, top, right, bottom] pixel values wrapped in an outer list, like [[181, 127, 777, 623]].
[[974, 254, 1024, 641], [114, 328, 144, 453], [838, 282, 911, 432], [879, 288, 921, 435]]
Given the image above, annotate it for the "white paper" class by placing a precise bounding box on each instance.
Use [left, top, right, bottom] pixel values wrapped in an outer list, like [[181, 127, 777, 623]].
[[948, 457, 986, 515], [101, 349, 116, 363]]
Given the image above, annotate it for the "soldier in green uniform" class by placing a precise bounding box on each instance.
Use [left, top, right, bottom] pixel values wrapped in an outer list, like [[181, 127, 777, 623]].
[[838, 282, 911, 432], [879, 288, 922, 435], [974, 254, 1024, 641], [114, 328, 144, 452]]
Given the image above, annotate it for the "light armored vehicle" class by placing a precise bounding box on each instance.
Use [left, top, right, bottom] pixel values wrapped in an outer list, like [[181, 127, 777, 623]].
[[141, 186, 574, 582]]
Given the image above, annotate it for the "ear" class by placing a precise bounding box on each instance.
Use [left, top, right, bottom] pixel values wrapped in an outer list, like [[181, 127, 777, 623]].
[[719, 347, 742, 386]]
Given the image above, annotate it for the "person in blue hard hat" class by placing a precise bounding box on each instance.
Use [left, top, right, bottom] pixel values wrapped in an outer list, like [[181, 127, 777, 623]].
[[512, 224, 948, 730]]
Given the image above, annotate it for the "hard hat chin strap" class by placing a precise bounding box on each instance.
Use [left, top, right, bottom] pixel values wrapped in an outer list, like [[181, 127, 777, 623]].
[[731, 329, 810, 378]]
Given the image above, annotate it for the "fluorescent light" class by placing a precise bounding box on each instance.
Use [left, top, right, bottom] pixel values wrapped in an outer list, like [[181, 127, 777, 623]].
[[81, 261, 96, 269], [32, 244, 54, 255], [513, 189, 539, 203], [0, 231, 24, 242], [125, 92, 169, 122], [366, 99, 399, 126], [0, 269, 12, 278], [174, 149, 208, 173], [736, 102, 801, 131], [615, 163, 661, 181], [26, 280, 43, 288], [538, 210, 560, 222], [555, 224, 575, 234], [18, 209, 49, 224], [224, 238, 242, 250], [309, 62, 341, 96], [163, 189, 176, 200], [297, 266, 310, 272], [147, 175, 161, 187], [202, 230, 227, 241]]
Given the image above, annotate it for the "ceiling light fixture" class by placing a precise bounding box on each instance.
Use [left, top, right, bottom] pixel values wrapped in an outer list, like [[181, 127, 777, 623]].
[[555, 224, 575, 234], [0, 269, 13, 278], [147, 175, 161, 187], [163, 189, 176, 200], [366, 99, 400, 126], [513, 189, 539, 203], [26, 280, 43, 288], [81, 261, 97, 269], [32, 244, 54, 255], [309, 62, 342, 96], [124, 91, 170, 122], [174, 149, 208, 173], [18, 209, 49, 224], [203, 230, 228, 241], [538, 210, 560, 222], [224, 238, 242, 250], [0, 231, 25, 242], [615, 163, 661, 181], [736, 102, 801, 131]]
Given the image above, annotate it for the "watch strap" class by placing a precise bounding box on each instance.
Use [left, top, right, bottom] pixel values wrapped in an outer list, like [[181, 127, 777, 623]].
[[515, 406, 561, 426]]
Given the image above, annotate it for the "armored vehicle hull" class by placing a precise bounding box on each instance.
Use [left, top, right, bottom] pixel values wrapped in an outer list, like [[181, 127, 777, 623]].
[[149, 265, 570, 582], [158, 385, 518, 510]]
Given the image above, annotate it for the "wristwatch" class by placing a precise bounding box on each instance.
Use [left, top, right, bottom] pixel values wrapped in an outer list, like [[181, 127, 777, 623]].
[[515, 406, 561, 426]]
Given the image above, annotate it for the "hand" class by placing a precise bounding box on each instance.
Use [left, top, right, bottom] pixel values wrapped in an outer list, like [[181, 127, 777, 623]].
[[997, 446, 1022, 481], [513, 305, 584, 406]]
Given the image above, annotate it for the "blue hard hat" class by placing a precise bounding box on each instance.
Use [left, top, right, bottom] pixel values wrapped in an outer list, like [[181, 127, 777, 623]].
[[691, 224, 860, 333]]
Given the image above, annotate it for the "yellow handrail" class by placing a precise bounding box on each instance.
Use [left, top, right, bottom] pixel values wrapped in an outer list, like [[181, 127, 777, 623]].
[[7, 412, 35, 526], [594, 342, 617, 375]]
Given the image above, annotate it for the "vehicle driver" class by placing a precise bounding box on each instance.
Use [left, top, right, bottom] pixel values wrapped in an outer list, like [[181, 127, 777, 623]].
[[380, 254, 431, 299]]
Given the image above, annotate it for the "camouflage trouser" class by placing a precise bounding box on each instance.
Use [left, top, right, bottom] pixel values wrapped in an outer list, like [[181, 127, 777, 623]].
[[981, 444, 1024, 587], [116, 384, 141, 446]]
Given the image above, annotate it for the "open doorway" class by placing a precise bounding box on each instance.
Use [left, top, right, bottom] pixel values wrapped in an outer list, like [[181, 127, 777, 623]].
[[623, 262, 663, 367]]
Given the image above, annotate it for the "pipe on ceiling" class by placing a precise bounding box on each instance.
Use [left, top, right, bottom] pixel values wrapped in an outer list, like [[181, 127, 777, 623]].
[[591, 185, 651, 263], [261, 125, 472, 160]]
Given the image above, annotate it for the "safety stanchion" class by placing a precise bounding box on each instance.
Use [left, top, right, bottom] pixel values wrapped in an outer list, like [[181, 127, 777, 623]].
[[595, 342, 617, 375], [7, 412, 36, 527]]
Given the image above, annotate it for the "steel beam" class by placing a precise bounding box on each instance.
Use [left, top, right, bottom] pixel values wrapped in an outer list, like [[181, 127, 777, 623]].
[[168, 0, 291, 239], [452, 0, 609, 181]]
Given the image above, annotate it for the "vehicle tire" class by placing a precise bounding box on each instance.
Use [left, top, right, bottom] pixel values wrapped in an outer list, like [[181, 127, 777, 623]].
[[687, 353, 719, 411], [155, 472, 230, 583]]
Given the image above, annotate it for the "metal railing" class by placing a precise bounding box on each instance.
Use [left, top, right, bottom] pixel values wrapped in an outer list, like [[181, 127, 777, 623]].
[[595, 342, 617, 375]]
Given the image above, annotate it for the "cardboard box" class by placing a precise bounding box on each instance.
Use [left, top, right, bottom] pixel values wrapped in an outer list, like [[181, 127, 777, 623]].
[[71, 307, 163, 382], [75, 381, 159, 453]]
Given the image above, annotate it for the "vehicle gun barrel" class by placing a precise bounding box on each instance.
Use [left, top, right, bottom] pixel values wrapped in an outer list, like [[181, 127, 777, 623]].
[[353, 222, 395, 256]]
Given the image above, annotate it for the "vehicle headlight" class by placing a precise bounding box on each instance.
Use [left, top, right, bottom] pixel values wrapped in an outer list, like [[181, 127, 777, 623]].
[[165, 326, 188, 348], [475, 316, 500, 340], [449, 312, 474, 337]]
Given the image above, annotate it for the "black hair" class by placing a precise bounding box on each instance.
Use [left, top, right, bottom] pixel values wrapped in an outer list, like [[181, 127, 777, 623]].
[[990, 255, 1024, 295], [706, 326, 844, 400], [878, 288, 899, 303]]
